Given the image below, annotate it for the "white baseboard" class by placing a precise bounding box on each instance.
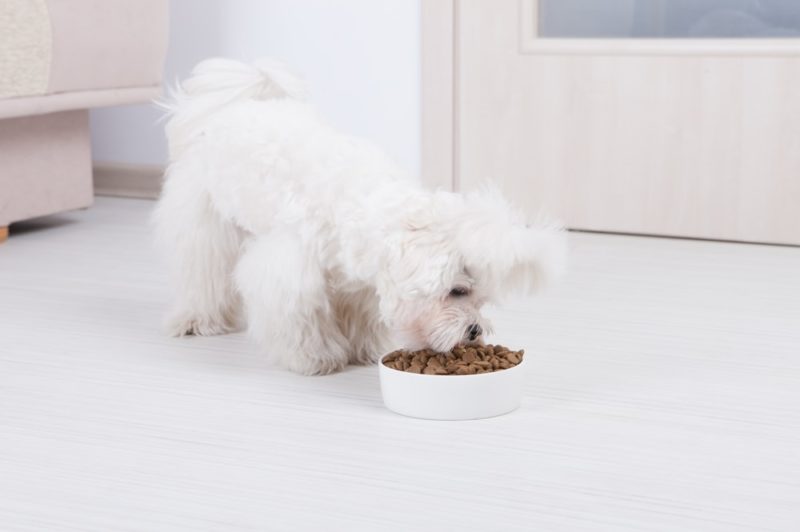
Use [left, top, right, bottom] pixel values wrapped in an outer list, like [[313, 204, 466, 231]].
[[93, 162, 163, 199]]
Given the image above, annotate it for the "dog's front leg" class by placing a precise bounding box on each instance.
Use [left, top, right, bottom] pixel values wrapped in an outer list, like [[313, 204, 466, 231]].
[[234, 232, 350, 375], [331, 289, 393, 366]]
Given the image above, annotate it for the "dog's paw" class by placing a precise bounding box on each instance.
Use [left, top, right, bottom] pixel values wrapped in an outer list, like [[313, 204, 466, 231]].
[[348, 348, 382, 366], [282, 346, 350, 375], [287, 356, 347, 376], [165, 311, 237, 337]]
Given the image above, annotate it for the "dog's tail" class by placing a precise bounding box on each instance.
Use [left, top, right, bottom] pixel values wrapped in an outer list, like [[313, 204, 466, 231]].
[[160, 58, 306, 160]]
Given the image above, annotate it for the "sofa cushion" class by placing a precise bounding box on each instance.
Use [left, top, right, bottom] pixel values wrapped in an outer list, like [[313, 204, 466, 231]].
[[47, 0, 168, 96]]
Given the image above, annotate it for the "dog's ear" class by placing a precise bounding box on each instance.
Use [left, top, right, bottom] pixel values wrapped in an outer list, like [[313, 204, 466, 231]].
[[453, 186, 567, 297], [375, 219, 460, 324]]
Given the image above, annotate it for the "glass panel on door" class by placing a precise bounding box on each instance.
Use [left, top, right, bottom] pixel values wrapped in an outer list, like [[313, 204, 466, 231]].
[[538, 0, 800, 38]]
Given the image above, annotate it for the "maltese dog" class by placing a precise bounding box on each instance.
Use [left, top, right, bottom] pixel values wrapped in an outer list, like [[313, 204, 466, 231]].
[[154, 58, 565, 375]]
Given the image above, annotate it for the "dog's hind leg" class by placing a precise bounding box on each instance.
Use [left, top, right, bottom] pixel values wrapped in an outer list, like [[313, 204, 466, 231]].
[[153, 164, 243, 336], [234, 232, 350, 375]]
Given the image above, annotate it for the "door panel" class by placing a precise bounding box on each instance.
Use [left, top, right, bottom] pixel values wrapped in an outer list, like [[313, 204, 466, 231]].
[[456, 0, 800, 244]]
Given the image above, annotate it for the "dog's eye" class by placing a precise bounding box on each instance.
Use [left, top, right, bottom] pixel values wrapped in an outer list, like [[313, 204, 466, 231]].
[[449, 287, 471, 297]]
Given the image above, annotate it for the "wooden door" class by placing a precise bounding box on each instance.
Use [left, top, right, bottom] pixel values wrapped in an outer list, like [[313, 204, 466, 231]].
[[424, 0, 800, 244]]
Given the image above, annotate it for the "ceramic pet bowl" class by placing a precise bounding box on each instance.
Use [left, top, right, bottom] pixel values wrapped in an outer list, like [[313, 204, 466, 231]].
[[378, 352, 527, 420]]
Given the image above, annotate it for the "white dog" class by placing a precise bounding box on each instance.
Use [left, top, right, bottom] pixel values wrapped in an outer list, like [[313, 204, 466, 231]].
[[154, 58, 565, 375]]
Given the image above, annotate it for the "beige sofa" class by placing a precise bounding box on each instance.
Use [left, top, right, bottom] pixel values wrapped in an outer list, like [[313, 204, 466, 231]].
[[0, 0, 168, 242]]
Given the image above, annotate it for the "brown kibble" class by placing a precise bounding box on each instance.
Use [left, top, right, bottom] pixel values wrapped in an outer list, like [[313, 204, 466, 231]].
[[407, 363, 424, 374], [427, 357, 444, 370], [382, 344, 524, 375]]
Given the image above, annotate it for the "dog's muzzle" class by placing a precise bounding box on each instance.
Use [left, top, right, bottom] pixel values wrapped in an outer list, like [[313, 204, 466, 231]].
[[467, 323, 482, 341]]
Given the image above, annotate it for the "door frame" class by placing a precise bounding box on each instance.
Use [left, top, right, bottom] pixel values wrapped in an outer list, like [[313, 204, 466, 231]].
[[421, 0, 456, 191]]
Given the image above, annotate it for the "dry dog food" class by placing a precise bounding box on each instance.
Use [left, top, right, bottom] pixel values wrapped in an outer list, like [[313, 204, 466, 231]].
[[383, 345, 524, 375]]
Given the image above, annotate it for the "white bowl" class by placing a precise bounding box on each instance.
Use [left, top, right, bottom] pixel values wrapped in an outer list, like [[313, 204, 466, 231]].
[[378, 353, 527, 420]]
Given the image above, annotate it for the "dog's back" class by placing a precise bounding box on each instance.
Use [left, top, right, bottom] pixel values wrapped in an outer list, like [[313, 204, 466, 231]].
[[152, 58, 402, 340]]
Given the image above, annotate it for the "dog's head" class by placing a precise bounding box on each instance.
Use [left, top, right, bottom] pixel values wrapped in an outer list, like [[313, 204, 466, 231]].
[[376, 186, 566, 351]]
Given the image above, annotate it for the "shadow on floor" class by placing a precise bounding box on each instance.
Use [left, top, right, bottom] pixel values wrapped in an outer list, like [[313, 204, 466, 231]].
[[9, 213, 79, 238]]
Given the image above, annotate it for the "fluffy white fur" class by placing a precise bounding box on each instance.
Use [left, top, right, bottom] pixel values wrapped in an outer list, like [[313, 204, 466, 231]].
[[154, 58, 566, 375]]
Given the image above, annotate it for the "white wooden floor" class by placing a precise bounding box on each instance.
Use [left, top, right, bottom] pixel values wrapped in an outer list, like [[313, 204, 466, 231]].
[[1, 197, 799, 532]]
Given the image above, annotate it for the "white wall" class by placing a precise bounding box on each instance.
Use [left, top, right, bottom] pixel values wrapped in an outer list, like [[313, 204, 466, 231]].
[[90, 0, 421, 176]]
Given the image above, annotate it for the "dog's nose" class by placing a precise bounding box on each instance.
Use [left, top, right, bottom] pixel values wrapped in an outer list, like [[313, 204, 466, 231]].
[[467, 323, 482, 341]]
